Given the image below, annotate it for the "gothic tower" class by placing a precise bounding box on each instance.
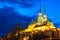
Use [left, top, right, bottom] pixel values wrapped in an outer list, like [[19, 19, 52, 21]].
[[37, 5, 43, 25], [43, 8, 47, 22]]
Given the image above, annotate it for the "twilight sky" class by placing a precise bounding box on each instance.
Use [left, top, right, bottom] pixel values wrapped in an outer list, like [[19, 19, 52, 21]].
[[0, 0, 60, 36]]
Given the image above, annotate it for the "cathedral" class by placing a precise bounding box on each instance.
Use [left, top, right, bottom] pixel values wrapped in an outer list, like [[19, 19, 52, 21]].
[[21, 6, 60, 40], [0, 5, 60, 40], [24, 6, 56, 32]]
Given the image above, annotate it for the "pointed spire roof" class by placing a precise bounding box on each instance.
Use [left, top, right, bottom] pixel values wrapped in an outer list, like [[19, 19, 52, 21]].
[[44, 7, 46, 15], [44, 7, 48, 21], [39, 4, 42, 13], [39, 0, 42, 13], [38, 4, 42, 16]]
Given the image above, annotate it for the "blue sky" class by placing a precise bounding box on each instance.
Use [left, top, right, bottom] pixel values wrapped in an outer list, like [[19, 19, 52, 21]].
[[0, 0, 60, 36]]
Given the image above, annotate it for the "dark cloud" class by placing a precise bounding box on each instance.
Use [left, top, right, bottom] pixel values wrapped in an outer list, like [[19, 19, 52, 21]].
[[0, 6, 32, 36]]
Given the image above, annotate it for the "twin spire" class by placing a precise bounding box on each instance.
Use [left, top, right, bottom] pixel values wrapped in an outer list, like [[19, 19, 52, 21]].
[[37, 5, 47, 25]]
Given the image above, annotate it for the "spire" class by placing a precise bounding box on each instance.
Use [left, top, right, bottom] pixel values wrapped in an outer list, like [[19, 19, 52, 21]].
[[39, 0, 42, 13], [37, 0, 43, 25], [39, 0, 42, 15], [43, 7, 47, 21], [39, 4, 42, 13], [39, 4, 42, 16], [37, 4, 42, 25], [44, 7, 46, 15]]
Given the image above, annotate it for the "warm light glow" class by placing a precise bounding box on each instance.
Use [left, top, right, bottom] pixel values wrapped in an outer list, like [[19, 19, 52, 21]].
[[24, 24, 36, 32], [35, 30, 38, 33], [23, 21, 56, 33], [19, 31, 22, 34], [23, 36, 29, 40], [50, 37, 52, 40], [44, 15, 47, 18], [31, 32, 34, 34], [57, 28, 60, 30], [42, 30, 45, 32], [22, 9, 56, 37], [23, 37, 26, 40], [51, 28, 56, 31], [34, 27, 40, 30], [7, 33, 11, 38], [47, 22, 56, 29], [15, 31, 18, 36]]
